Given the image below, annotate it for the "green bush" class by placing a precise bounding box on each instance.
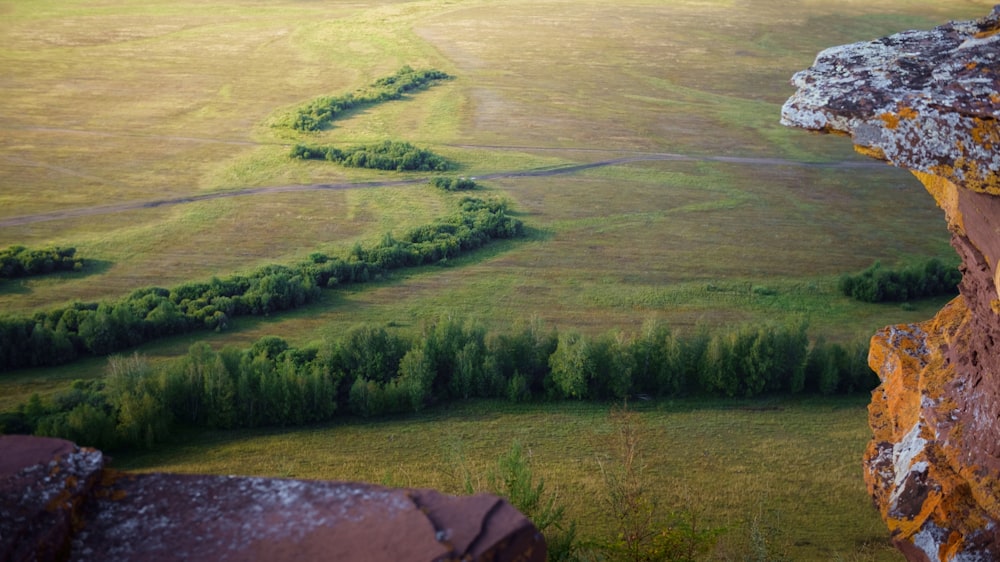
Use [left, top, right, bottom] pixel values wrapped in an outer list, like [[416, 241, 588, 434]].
[[430, 176, 477, 191], [838, 258, 960, 302], [292, 140, 450, 171], [0, 245, 84, 279], [287, 66, 451, 132]]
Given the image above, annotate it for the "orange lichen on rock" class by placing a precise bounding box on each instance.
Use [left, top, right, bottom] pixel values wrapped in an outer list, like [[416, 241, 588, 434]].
[[898, 106, 919, 120], [914, 171, 965, 235], [783, 6, 1000, 560], [969, 117, 999, 148], [854, 144, 887, 161], [865, 298, 998, 556], [867, 323, 928, 434], [781, 6, 1000, 194], [930, 157, 1000, 196], [880, 112, 901, 129], [973, 23, 1000, 39]]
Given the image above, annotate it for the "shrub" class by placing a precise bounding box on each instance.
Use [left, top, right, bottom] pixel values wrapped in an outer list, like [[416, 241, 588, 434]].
[[286, 66, 452, 132], [292, 140, 450, 172], [0, 245, 84, 279], [430, 176, 477, 191], [548, 332, 592, 399], [699, 323, 810, 398], [486, 441, 578, 561], [839, 258, 960, 302]]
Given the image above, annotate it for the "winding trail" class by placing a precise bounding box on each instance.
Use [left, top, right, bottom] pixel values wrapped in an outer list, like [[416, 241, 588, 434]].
[[0, 145, 887, 228]]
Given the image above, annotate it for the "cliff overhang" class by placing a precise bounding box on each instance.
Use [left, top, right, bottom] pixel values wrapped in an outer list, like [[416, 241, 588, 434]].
[[781, 7, 1000, 194], [783, 6, 1000, 562]]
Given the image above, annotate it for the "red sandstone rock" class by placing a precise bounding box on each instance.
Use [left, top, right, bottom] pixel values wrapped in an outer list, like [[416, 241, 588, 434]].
[[0, 435, 545, 561], [0, 435, 105, 562], [782, 6, 1000, 561]]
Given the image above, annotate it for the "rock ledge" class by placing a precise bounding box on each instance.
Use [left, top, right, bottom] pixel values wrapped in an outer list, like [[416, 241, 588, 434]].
[[781, 6, 1000, 194], [0, 435, 545, 562]]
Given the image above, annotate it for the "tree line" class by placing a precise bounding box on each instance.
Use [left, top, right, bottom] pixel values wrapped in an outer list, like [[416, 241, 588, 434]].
[[0, 317, 875, 451], [286, 66, 451, 132], [0, 197, 522, 371], [291, 140, 450, 172], [839, 258, 960, 303], [0, 246, 83, 279]]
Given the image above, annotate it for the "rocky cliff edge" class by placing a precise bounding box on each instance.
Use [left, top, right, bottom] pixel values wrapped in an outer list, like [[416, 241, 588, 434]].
[[782, 6, 1000, 561], [0, 435, 545, 562]]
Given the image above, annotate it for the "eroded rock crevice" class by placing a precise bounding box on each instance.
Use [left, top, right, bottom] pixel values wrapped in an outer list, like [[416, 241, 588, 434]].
[[783, 6, 1000, 561]]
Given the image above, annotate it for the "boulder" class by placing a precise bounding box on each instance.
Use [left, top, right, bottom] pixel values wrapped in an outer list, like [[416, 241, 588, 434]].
[[0, 435, 545, 562]]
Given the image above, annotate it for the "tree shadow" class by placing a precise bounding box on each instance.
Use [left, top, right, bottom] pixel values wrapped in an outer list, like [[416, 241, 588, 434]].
[[313, 104, 375, 133], [0, 279, 30, 295], [75, 259, 114, 277], [0, 259, 114, 294], [521, 225, 555, 242]]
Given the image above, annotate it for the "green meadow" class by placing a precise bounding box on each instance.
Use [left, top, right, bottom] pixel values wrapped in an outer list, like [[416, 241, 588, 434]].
[[1, 0, 993, 559], [112, 398, 892, 561]]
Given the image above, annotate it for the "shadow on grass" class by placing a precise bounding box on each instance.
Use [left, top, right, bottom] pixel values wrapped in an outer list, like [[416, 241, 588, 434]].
[[300, 92, 433, 135], [107, 395, 874, 473], [72, 259, 114, 278], [0, 259, 114, 295], [0, 280, 29, 296], [521, 225, 554, 242], [311, 103, 374, 133]]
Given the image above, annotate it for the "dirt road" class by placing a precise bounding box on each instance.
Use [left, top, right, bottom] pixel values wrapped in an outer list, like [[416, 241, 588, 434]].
[[0, 146, 885, 228]]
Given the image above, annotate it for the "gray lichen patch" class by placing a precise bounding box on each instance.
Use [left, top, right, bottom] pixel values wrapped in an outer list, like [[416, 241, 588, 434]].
[[2, 435, 546, 562], [76, 473, 448, 561], [781, 5, 1000, 194]]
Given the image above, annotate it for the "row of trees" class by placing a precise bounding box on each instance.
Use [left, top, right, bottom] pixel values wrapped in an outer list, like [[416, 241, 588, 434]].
[[0, 246, 83, 279], [3, 317, 876, 451], [0, 197, 523, 371], [839, 258, 961, 302], [291, 140, 451, 172], [287, 66, 451, 131]]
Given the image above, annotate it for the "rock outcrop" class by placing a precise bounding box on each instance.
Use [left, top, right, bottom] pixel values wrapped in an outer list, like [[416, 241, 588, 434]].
[[0, 435, 546, 562], [782, 6, 1000, 561]]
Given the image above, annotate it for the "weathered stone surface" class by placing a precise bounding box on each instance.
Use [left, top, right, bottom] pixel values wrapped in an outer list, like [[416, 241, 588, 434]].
[[0, 435, 105, 562], [0, 436, 545, 562], [782, 6, 1000, 562], [781, 6, 1000, 194]]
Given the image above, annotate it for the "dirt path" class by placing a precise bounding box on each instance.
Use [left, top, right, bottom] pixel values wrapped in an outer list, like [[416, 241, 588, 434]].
[[0, 148, 886, 228]]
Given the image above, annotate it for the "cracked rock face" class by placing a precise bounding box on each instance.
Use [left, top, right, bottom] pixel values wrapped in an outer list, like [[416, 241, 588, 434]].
[[782, 6, 1000, 561], [0, 435, 545, 562]]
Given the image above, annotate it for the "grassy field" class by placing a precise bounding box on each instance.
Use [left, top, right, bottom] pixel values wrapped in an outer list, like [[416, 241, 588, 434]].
[[1, 0, 995, 558], [0, 0, 983, 371], [112, 398, 897, 561]]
